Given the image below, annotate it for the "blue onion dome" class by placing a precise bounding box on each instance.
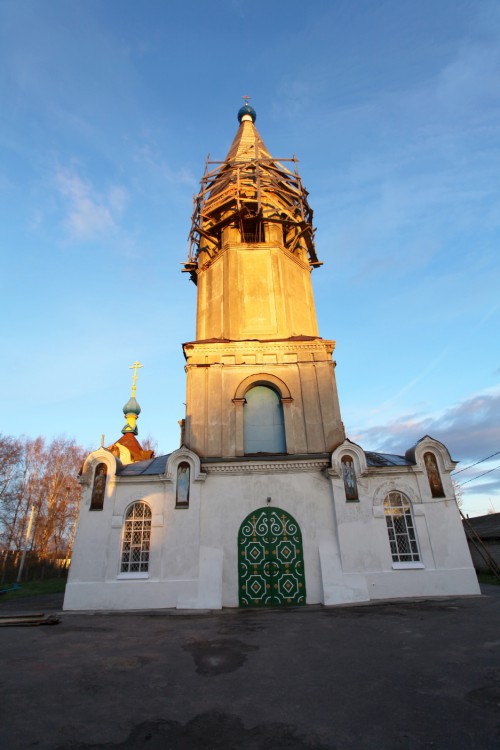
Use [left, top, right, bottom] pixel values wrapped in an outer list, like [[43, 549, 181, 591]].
[[237, 103, 257, 123], [122, 396, 141, 416]]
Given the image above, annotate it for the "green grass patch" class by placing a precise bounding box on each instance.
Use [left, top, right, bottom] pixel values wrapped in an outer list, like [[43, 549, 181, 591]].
[[477, 572, 500, 586], [0, 578, 67, 601]]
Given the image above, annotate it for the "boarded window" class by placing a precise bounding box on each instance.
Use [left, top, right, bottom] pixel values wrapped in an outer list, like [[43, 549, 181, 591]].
[[176, 462, 190, 507], [424, 452, 445, 498], [244, 386, 286, 454], [120, 502, 151, 573], [384, 492, 420, 563], [341, 456, 359, 500], [90, 463, 107, 511]]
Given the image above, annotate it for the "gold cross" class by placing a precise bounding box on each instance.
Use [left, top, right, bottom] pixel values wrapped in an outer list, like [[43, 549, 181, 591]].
[[129, 361, 143, 398], [242, 95, 251, 104]]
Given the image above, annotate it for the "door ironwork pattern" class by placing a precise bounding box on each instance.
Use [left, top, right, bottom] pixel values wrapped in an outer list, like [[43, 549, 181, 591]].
[[238, 507, 306, 607]]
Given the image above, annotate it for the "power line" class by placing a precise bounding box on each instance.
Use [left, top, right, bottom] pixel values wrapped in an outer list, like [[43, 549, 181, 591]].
[[457, 464, 500, 487], [452, 450, 500, 476]]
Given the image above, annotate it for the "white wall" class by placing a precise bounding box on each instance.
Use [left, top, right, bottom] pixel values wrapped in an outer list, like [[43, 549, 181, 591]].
[[65, 446, 480, 612]]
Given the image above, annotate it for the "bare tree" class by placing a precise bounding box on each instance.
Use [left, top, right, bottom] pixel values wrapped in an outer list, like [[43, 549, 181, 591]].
[[141, 434, 158, 455], [0, 435, 86, 580], [453, 481, 464, 510]]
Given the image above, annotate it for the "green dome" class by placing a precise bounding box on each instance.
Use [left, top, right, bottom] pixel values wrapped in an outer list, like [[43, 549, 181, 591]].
[[237, 103, 256, 123], [122, 397, 141, 416]]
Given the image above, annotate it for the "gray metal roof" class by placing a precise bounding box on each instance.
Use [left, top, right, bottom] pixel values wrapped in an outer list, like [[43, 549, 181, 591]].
[[117, 454, 171, 476], [463, 512, 500, 540], [365, 452, 413, 468], [116, 450, 414, 476]]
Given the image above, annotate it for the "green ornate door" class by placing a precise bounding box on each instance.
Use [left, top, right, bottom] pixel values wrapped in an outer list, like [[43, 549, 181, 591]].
[[238, 507, 306, 607]]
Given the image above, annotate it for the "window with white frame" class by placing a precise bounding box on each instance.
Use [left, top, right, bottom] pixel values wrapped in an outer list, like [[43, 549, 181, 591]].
[[384, 492, 420, 563], [120, 502, 152, 573]]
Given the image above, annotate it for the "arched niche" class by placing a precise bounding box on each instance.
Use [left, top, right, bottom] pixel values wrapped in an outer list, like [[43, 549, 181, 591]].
[[90, 463, 107, 511], [243, 385, 286, 454], [165, 447, 206, 484], [405, 436, 455, 499], [423, 452, 445, 498], [331, 440, 368, 478], [233, 372, 292, 401], [233, 373, 293, 457], [176, 461, 191, 507], [340, 455, 359, 501]]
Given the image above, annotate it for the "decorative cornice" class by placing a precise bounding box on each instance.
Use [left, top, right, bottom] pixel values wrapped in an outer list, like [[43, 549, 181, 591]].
[[184, 339, 335, 355], [202, 459, 330, 475]]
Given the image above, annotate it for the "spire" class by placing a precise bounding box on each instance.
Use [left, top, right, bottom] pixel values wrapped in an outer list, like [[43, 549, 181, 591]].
[[184, 102, 321, 282], [121, 361, 143, 435], [228, 98, 270, 164], [225, 108, 272, 164]]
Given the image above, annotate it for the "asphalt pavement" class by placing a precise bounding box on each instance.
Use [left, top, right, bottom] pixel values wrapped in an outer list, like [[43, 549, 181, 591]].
[[1, 587, 499, 750]]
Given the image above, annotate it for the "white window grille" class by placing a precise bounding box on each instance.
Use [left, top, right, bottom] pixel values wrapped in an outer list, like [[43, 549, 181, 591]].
[[384, 492, 420, 563], [120, 502, 152, 573]]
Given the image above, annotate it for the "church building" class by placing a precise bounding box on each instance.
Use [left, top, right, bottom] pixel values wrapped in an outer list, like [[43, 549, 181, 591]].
[[64, 104, 479, 611]]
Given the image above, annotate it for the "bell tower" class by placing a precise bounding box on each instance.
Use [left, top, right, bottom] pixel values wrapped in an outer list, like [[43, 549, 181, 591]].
[[182, 103, 344, 458]]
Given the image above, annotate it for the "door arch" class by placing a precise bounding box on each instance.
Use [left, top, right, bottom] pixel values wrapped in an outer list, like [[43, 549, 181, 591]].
[[238, 507, 306, 607]]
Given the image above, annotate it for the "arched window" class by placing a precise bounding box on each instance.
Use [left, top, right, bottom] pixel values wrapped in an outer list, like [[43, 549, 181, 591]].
[[341, 455, 359, 500], [120, 502, 152, 574], [176, 462, 190, 507], [384, 492, 420, 563], [90, 463, 107, 511], [424, 452, 445, 498], [244, 385, 286, 454]]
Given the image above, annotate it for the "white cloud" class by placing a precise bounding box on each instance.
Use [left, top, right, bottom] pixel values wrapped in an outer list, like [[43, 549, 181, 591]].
[[54, 164, 128, 241], [351, 386, 500, 465]]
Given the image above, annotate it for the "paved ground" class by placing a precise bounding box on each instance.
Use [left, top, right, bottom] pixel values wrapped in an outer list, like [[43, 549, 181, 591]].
[[1, 587, 499, 750]]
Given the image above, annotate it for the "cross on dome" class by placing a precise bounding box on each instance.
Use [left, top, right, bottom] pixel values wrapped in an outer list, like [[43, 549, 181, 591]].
[[121, 360, 144, 435], [129, 360, 143, 398]]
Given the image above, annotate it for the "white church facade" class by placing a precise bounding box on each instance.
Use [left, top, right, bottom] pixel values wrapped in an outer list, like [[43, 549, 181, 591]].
[[64, 104, 479, 611]]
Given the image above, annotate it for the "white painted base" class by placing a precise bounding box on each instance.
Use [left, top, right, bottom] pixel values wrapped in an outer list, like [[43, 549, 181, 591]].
[[63, 579, 198, 611], [365, 567, 480, 600], [319, 535, 370, 604], [177, 546, 223, 609]]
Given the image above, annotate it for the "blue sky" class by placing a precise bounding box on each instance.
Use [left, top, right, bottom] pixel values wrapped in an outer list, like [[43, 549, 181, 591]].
[[1, 0, 499, 516]]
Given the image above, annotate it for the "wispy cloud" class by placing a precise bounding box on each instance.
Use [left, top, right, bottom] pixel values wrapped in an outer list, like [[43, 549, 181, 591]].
[[351, 386, 500, 465], [54, 164, 128, 241], [134, 144, 196, 188]]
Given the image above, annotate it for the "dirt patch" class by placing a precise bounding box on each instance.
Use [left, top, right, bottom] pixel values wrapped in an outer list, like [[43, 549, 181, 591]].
[[56, 710, 333, 749], [183, 638, 259, 675]]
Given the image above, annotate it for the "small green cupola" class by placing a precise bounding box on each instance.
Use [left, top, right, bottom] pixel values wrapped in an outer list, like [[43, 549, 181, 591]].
[[121, 361, 143, 435]]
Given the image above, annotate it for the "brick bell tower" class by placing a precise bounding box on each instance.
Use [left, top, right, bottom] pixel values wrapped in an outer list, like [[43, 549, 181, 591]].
[[182, 103, 344, 458]]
